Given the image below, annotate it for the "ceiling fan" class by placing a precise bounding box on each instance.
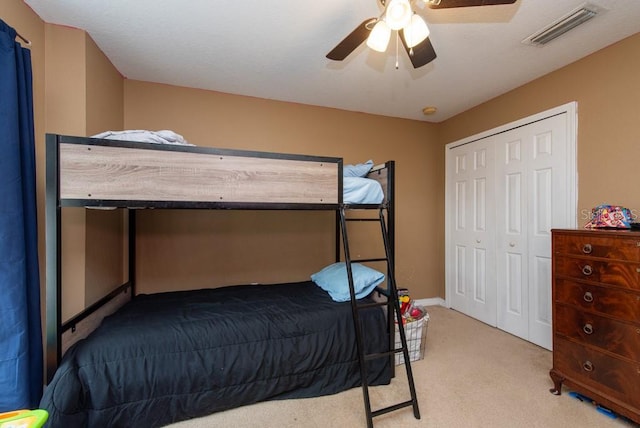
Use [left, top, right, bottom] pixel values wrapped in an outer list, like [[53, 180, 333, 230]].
[[326, 0, 518, 69]]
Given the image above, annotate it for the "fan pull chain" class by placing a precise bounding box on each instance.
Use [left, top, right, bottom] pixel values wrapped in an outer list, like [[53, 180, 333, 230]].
[[395, 32, 399, 69]]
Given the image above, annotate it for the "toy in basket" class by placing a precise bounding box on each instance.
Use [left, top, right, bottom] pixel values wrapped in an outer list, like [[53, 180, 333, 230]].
[[395, 289, 429, 365]]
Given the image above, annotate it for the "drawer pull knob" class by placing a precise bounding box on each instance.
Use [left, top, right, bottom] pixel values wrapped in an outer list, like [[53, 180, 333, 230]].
[[583, 361, 594, 372], [582, 265, 593, 276], [583, 323, 594, 335], [583, 292, 594, 303], [582, 244, 593, 254]]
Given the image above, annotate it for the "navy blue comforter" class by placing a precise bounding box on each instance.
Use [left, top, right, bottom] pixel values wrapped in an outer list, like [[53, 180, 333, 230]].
[[40, 281, 391, 427]]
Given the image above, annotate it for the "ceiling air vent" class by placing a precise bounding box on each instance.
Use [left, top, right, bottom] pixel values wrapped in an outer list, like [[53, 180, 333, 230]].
[[522, 3, 602, 46]]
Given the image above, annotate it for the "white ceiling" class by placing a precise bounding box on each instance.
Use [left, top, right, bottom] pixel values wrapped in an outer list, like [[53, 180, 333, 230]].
[[25, 0, 640, 122]]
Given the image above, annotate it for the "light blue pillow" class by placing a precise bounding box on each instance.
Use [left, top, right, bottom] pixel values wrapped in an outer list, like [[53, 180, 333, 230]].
[[311, 262, 385, 302], [343, 160, 374, 177]]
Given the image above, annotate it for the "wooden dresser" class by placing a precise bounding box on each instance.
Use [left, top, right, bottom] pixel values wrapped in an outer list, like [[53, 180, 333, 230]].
[[550, 229, 640, 423]]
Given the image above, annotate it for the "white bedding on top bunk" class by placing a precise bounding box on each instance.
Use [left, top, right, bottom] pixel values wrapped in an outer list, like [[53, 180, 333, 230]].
[[343, 177, 384, 204], [92, 130, 193, 145]]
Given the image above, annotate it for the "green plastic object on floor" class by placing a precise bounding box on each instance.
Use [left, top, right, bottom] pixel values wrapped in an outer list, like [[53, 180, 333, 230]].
[[0, 409, 48, 428]]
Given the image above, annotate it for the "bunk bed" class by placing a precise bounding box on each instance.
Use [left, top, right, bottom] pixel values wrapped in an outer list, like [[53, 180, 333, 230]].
[[40, 134, 398, 427]]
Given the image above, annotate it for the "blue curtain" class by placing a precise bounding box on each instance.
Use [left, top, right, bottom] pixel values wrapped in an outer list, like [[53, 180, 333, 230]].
[[0, 19, 43, 411]]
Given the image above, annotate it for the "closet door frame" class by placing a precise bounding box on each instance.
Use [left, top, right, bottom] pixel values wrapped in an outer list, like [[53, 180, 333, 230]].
[[444, 102, 578, 340]]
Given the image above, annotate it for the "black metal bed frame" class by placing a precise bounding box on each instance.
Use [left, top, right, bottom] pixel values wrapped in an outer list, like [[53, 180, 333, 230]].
[[44, 133, 418, 427]]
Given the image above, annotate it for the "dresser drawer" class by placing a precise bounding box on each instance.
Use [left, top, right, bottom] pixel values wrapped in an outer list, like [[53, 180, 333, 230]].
[[554, 233, 640, 261], [554, 256, 640, 290], [553, 337, 640, 410], [555, 279, 640, 321], [555, 304, 640, 360]]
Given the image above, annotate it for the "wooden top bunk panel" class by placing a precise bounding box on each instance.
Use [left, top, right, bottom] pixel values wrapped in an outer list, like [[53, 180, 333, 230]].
[[51, 135, 342, 208]]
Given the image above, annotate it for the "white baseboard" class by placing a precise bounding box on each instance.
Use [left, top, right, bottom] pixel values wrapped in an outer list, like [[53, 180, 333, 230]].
[[414, 297, 446, 307]]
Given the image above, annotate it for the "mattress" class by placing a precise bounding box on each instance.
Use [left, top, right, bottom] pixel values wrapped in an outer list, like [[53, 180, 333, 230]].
[[343, 177, 384, 204], [40, 281, 391, 427]]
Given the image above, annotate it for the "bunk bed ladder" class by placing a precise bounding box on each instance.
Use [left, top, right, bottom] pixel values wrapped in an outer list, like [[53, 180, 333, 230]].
[[339, 206, 420, 428]]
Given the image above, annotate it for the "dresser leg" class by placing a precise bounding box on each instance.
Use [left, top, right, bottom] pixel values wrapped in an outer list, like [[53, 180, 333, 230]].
[[549, 369, 564, 395]]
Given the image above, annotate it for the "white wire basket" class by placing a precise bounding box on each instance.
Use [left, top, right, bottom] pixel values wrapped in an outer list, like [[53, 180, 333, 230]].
[[394, 311, 429, 365]]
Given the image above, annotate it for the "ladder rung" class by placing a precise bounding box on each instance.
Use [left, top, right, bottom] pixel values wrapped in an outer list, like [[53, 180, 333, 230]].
[[391, 346, 407, 355], [364, 343, 411, 361], [363, 347, 403, 361], [374, 286, 390, 297], [354, 257, 387, 263], [372, 400, 415, 418], [345, 217, 379, 222], [344, 203, 386, 209]]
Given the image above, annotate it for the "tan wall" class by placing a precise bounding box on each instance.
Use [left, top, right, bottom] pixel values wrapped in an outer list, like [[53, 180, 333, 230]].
[[85, 34, 124, 136], [440, 33, 640, 230], [124, 81, 442, 295], [43, 24, 88, 321], [84, 33, 125, 309]]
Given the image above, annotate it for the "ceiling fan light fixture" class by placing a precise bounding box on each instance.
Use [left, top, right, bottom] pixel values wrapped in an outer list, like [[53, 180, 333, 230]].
[[385, 0, 412, 30], [330, 0, 517, 69], [366, 20, 392, 52], [404, 14, 430, 48]]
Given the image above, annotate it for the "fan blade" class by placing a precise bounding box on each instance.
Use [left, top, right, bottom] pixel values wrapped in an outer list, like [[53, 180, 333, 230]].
[[326, 18, 376, 61], [399, 33, 437, 69], [427, 0, 517, 8]]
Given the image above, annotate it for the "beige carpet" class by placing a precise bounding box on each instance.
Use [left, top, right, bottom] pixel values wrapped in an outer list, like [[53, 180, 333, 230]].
[[168, 306, 638, 428]]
